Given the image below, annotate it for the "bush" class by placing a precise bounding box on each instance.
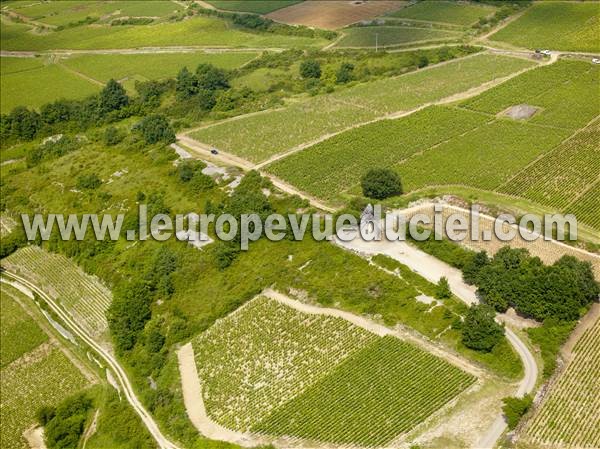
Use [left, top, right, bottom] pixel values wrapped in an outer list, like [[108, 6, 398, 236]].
[[76, 173, 102, 190], [104, 126, 123, 146], [44, 392, 93, 449], [502, 395, 533, 429], [300, 60, 322, 79], [436, 276, 452, 299], [361, 168, 403, 199], [133, 115, 175, 144], [213, 242, 240, 270], [99, 79, 129, 115], [336, 62, 355, 84], [462, 304, 504, 352]]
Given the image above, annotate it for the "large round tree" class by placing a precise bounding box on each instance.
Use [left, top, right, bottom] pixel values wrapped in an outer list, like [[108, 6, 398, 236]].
[[361, 168, 403, 200]]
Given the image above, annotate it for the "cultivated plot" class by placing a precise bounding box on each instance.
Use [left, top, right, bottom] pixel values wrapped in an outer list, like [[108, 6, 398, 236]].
[[2, 246, 112, 338], [192, 294, 475, 446], [205, 1, 302, 15], [523, 317, 600, 448], [388, 0, 496, 27], [335, 25, 461, 49], [190, 54, 535, 163], [489, 2, 600, 53]]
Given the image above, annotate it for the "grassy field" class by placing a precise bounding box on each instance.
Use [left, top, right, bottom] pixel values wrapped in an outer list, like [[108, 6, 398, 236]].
[[388, 0, 496, 26], [60, 51, 258, 83], [7, 0, 183, 26], [255, 335, 475, 446], [335, 25, 460, 48], [190, 54, 535, 163], [193, 295, 377, 431], [3, 246, 112, 338], [489, 2, 599, 52], [205, 1, 302, 14], [523, 317, 600, 448], [0, 15, 326, 51], [1, 57, 101, 113], [461, 60, 599, 131], [0, 284, 90, 449], [193, 295, 475, 445]]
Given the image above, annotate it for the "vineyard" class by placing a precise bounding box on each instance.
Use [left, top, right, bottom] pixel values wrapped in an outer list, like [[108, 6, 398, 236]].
[[461, 60, 599, 131], [488, 2, 600, 53], [498, 120, 600, 211], [0, 285, 48, 368], [189, 54, 534, 163], [0, 284, 90, 449], [192, 295, 475, 445], [388, 0, 496, 26], [565, 181, 600, 232], [522, 317, 600, 448], [267, 106, 489, 200], [253, 336, 476, 446], [335, 26, 460, 49], [3, 246, 112, 338]]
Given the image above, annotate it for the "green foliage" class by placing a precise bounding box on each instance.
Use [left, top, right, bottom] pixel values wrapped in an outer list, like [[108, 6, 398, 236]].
[[108, 280, 153, 353], [133, 114, 175, 144], [196, 63, 230, 91], [76, 173, 102, 190], [502, 394, 533, 429], [27, 135, 81, 167], [462, 250, 489, 285], [103, 126, 124, 146], [213, 242, 241, 270], [44, 392, 93, 449], [474, 248, 600, 321], [462, 304, 504, 352], [299, 60, 321, 79], [335, 62, 354, 84], [361, 168, 403, 199], [98, 79, 129, 115], [528, 319, 576, 378], [176, 67, 198, 100], [36, 406, 56, 426], [436, 276, 452, 299]]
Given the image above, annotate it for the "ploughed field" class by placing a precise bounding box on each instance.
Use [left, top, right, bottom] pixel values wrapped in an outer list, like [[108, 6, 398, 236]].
[[192, 295, 475, 446]]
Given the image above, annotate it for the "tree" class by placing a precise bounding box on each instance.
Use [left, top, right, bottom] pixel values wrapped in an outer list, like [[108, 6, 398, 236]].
[[300, 59, 321, 79], [213, 241, 240, 270], [175, 67, 198, 100], [104, 126, 123, 146], [196, 63, 229, 91], [76, 173, 101, 190], [361, 168, 403, 199], [108, 280, 153, 352], [189, 171, 216, 193], [133, 114, 175, 144], [8, 106, 41, 140], [436, 276, 452, 299], [462, 304, 504, 352], [462, 250, 489, 285], [336, 62, 355, 84], [99, 79, 129, 114], [502, 395, 533, 429]]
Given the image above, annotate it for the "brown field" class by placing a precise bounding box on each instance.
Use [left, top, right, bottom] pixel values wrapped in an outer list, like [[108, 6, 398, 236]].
[[266, 0, 406, 30]]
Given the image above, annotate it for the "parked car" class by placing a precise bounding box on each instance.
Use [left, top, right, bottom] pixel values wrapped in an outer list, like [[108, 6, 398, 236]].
[[210, 148, 219, 155], [541, 49, 552, 56]]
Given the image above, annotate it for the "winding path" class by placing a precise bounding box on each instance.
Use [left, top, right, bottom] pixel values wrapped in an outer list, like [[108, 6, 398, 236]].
[[334, 227, 538, 449], [0, 271, 180, 449]]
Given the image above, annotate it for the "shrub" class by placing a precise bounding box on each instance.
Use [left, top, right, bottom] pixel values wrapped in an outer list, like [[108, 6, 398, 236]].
[[336, 62, 355, 84], [133, 115, 175, 144], [462, 304, 504, 352], [300, 60, 322, 79], [104, 126, 123, 146], [502, 395, 533, 429], [99, 79, 129, 114], [76, 174, 102, 190], [361, 168, 403, 199], [436, 276, 452, 299]]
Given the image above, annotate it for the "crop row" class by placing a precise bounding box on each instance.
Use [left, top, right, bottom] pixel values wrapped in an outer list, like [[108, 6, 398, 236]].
[[498, 120, 600, 211], [3, 246, 112, 337], [253, 336, 476, 446], [193, 296, 377, 431], [524, 318, 600, 448], [565, 181, 600, 232]]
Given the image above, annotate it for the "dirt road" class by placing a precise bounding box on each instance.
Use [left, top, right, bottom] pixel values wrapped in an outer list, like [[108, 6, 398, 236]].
[[0, 272, 180, 449]]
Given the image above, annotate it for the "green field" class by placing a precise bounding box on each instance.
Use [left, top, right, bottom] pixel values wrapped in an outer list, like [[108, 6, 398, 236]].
[[0, 15, 326, 51], [205, 0, 302, 14], [267, 106, 489, 200], [388, 0, 496, 26], [0, 285, 48, 368], [498, 120, 600, 211], [489, 2, 599, 52], [7, 0, 183, 26], [193, 295, 475, 445], [461, 60, 599, 131], [1, 58, 101, 113], [193, 295, 377, 431], [335, 26, 460, 48], [189, 54, 535, 163], [566, 182, 600, 232], [3, 246, 113, 338], [255, 336, 475, 446], [0, 284, 90, 449], [60, 51, 258, 83]]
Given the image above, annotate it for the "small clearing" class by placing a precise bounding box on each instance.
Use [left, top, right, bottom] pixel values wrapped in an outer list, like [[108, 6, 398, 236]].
[[501, 104, 539, 120]]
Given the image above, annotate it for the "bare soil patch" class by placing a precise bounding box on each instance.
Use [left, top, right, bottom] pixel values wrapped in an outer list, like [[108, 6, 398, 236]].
[[501, 104, 540, 120], [266, 0, 406, 30]]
